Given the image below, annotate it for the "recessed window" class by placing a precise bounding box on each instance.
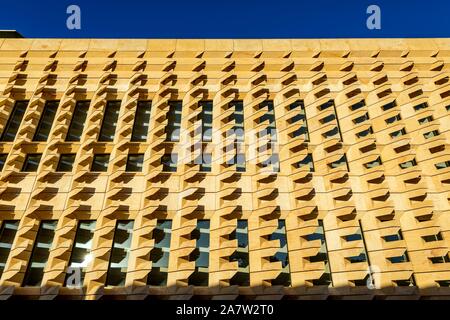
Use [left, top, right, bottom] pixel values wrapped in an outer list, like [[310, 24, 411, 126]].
[[399, 159, 417, 169], [106, 220, 134, 287], [199, 101, 213, 142], [352, 113, 369, 124], [57, 154, 76, 172], [235, 152, 246, 172], [258, 100, 277, 141], [229, 220, 250, 286], [147, 220, 172, 286], [387, 251, 410, 264], [0, 100, 28, 142], [381, 101, 396, 111], [22, 220, 57, 287], [65, 221, 96, 288], [435, 160, 450, 170], [390, 128, 407, 138], [413, 102, 428, 111], [329, 155, 348, 169], [429, 253, 450, 264], [418, 116, 433, 125], [343, 232, 362, 242], [199, 153, 212, 172], [296, 153, 314, 172], [98, 101, 120, 142], [66, 101, 89, 141], [188, 220, 210, 286], [364, 157, 382, 169], [131, 101, 152, 142], [382, 230, 403, 242], [165, 101, 182, 142], [91, 154, 110, 172], [22, 154, 42, 172], [385, 114, 401, 124], [349, 100, 365, 111], [268, 220, 291, 286], [0, 220, 19, 278], [346, 252, 367, 263], [422, 232, 443, 242], [320, 114, 335, 124], [33, 101, 59, 141], [356, 127, 373, 138], [125, 154, 144, 172], [161, 153, 177, 172], [423, 130, 439, 139], [319, 100, 334, 111], [0, 154, 7, 171]]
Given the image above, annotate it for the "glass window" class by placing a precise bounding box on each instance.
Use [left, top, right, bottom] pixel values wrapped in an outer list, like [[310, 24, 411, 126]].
[[91, 154, 110, 172], [382, 230, 403, 242], [413, 103, 428, 111], [199, 101, 212, 142], [188, 220, 210, 286], [0, 154, 7, 171], [422, 232, 443, 242], [229, 220, 250, 286], [0, 100, 28, 142], [418, 116, 433, 125], [268, 220, 291, 286], [161, 153, 177, 172], [147, 220, 172, 286], [98, 101, 120, 142], [297, 153, 314, 172], [304, 220, 332, 286], [131, 101, 152, 142], [33, 101, 59, 141], [399, 159, 417, 169], [364, 157, 382, 169], [230, 100, 244, 142], [106, 220, 134, 286], [349, 100, 365, 111], [65, 221, 96, 287], [346, 252, 367, 263], [387, 251, 410, 264], [66, 101, 89, 141], [22, 220, 57, 287], [165, 101, 182, 142], [424, 130, 439, 139], [385, 114, 401, 124], [381, 101, 396, 111], [56, 154, 76, 172], [258, 100, 277, 141], [0, 220, 19, 278], [22, 154, 42, 172], [126, 154, 144, 172], [199, 153, 211, 172]]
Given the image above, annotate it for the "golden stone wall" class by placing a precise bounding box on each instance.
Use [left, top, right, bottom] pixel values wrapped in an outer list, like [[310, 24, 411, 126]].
[[0, 38, 449, 300]]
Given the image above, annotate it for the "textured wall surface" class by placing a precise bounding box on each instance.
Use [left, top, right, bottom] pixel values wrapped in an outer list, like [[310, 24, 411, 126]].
[[0, 38, 449, 300]]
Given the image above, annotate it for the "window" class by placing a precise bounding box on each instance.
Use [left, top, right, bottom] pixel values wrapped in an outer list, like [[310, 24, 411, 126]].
[[98, 101, 120, 142], [33, 101, 59, 141], [126, 154, 144, 172], [147, 220, 172, 286], [382, 230, 403, 242], [289, 100, 309, 141], [349, 100, 365, 111], [229, 220, 250, 286], [352, 113, 369, 124], [296, 153, 314, 172], [231, 100, 245, 142], [399, 159, 417, 169], [387, 251, 410, 263], [57, 154, 76, 172], [322, 127, 339, 138], [435, 161, 450, 170], [418, 116, 433, 125], [91, 154, 110, 172], [422, 232, 443, 242], [165, 100, 182, 142], [320, 114, 335, 124], [199, 101, 213, 142], [261, 153, 280, 173], [66, 101, 89, 141], [393, 276, 416, 287], [0, 154, 7, 171], [235, 153, 246, 172], [161, 153, 177, 172], [188, 220, 210, 286], [0, 221, 19, 278], [199, 153, 211, 172], [423, 130, 439, 139], [0, 100, 28, 141], [22, 154, 42, 172], [346, 252, 367, 263], [65, 221, 96, 287], [318, 100, 334, 111], [390, 128, 407, 138], [429, 253, 450, 264], [436, 280, 450, 287], [22, 220, 57, 286], [413, 102, 428, 111], [356, 127, 373, 138], [106, 220, 134, 286], [304, 220, 332, 286], [329, 155, 348, 170], [364, 157, 382, 169], [269, 220, 291, 286], [131, 101, 152, 142], [258, 100, 277, 141], [381, 101, 396, 111], [343, 232, 362, 242], [385, 114, 401, 124]]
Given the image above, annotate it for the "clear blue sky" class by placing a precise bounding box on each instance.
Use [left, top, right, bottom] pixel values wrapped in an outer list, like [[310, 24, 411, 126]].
[[1, 0, 449, 38]]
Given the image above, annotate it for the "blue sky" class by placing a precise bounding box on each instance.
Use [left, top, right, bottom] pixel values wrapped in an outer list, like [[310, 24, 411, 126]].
[[1, 0, 449, 38]]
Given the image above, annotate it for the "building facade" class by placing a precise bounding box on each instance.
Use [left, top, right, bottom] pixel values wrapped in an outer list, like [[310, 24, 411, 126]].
[[0, 38, 449, 300]]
